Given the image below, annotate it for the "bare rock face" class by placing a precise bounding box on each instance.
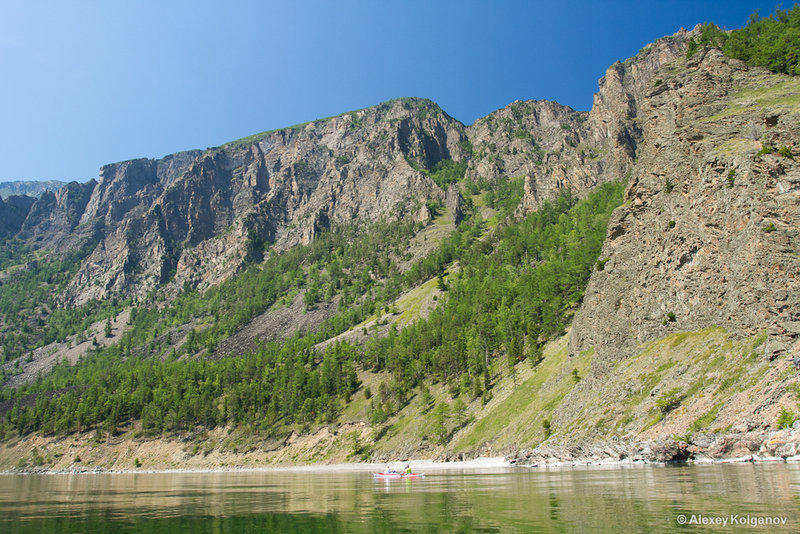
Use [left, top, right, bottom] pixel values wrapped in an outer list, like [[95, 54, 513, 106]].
[[570, 47, 800, 365], [19, 180, 97, 249], [465, 100, 591, 210], [79, 151, 201, 225], [584, 30, 690, 176], [0, 195, 35, 239], [466, 30, 691, 214], [55, 98, 468, 304], [444, 184, 464, 225]]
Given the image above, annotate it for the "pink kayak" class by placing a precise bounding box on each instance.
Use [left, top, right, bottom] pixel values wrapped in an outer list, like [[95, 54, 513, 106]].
[[373, 472, 425, 479]]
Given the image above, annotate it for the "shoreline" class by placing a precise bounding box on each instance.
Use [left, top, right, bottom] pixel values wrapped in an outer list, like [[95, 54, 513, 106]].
[[5, 452, 800, 476], [4, 426, 800, 476], [0, 456, 512, 476]]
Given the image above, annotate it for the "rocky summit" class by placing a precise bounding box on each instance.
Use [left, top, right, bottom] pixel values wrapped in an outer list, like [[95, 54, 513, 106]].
[[1, 22, 799, 471]]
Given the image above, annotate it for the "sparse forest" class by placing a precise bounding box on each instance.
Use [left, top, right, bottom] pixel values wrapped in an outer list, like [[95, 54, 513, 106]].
[[0, 180, 624, 440]]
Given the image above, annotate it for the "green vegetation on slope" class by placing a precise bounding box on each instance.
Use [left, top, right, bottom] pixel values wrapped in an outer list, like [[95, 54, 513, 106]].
[[0, 181, 624, 440], [359, 182, 623, 421], [428, 159, 468, 189], [689, 6, 800, 75], [0, 239, 127, 363]]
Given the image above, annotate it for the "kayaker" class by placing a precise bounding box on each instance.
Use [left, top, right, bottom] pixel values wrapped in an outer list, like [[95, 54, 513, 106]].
[[404, 464, 411, 474]]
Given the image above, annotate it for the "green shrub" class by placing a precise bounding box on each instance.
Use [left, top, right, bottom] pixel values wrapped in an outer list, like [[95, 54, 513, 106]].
[[757, 145, 774, 156], [686, 39, 698, 58], [690, 9, 800, 76], [664, 177, 674, 193], [778, 145, 794, 159], [428, 159, 468, 189], [426, 199, 443, 217], [668, 220, 676, 229], [542, 418, 552, 439], [762, 223, 777, 232], [726, 169, 736, 188], [777, 406, 796, 429], [656, 387, 683, 414]]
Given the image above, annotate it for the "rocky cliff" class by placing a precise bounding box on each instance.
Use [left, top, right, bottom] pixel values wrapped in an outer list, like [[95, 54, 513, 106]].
[[19, 180, 97, 249], [1, 30, 700, 309], [0, 195, 35, 240], [4, 26, 795, 365], [462, 31, 692, 215], [570, 47, 800, 366], [11, 99, 468, 304]]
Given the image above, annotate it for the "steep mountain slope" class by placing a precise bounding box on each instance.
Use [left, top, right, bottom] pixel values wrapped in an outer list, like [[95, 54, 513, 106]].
[[0, 195, 35, 240], [12, 99, 468, 307], [469, 30, 690, 214], [1, 22, 799, 471], [570, 47, 800, 364]]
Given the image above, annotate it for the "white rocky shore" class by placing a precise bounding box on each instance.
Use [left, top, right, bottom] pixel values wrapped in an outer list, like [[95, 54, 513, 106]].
[[508, 426, 800, 468], [1, 456, 512, 476]]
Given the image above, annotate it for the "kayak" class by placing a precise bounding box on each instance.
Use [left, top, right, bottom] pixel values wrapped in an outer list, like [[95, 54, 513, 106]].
[[373, 472, 425, 479]]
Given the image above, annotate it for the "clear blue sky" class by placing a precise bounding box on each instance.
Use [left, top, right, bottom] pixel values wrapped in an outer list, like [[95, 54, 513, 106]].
[[0, 0, 781, 181]]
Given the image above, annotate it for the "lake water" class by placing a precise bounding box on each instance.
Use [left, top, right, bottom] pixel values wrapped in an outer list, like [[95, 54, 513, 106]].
[[1, 463, 799, 532]]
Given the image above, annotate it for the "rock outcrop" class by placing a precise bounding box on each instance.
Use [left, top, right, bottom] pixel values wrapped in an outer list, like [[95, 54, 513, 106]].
[[6, 99, 468, 304], [19, 180, 97, 249], [509, 426, 800, 466], [464, 30, 692, 213], [570, 47, 800, 364], [0, 195, 35, 239]]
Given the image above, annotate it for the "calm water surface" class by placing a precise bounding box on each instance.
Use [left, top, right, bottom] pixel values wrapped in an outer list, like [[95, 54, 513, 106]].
[[1, 463, 799, 532]]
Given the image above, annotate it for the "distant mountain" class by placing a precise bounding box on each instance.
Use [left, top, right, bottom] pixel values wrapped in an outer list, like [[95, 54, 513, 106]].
[[0, 180, 66, 199]]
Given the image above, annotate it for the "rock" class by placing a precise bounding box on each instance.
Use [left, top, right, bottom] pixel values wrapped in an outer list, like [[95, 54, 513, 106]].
[[9, 98, 470, 305], [445, 184, 463, 225], [570, 40, 800, 366], [19, 180, 96, 249], [0, 194, 35, 239]]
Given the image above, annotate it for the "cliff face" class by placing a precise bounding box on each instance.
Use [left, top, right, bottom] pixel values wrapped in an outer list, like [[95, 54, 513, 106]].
[[1, 31, 697, 308], [570, 47, 800, 366], [19, 180, 97, 249], [465, 100, 589, 208], [31, 98, 469, 304], [464, 31, 691, 214], [0, 195, 35, 239]]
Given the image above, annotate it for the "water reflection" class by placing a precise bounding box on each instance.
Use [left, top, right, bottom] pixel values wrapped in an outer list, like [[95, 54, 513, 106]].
[[1, 463, 799, 532]]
